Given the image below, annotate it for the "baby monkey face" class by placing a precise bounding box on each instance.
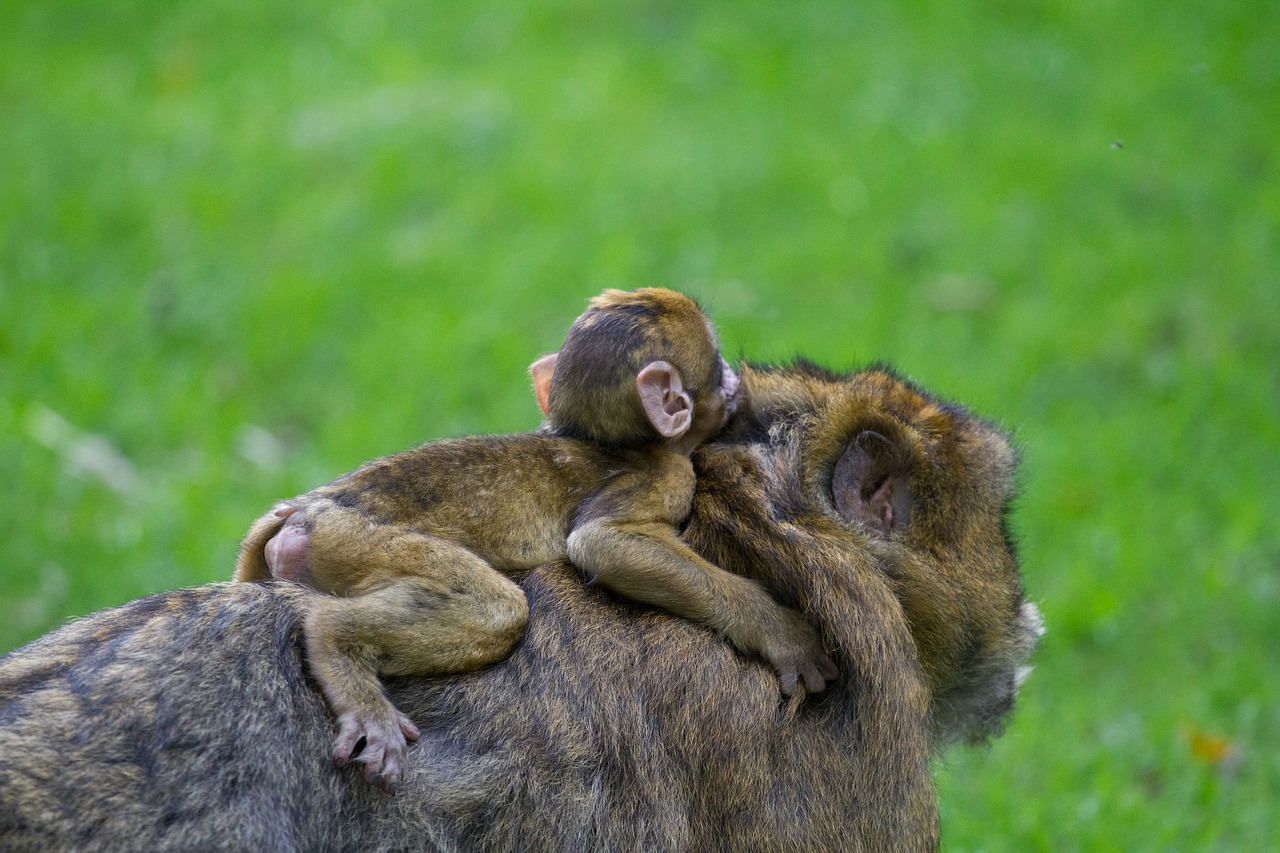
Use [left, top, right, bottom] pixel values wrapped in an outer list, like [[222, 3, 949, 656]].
[[679, 356, 740, 452], [717, 357, 742, 423]]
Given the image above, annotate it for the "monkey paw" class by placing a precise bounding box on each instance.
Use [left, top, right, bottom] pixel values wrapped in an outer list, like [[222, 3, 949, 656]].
[[333, 708, 422, 795], [762, 613, 840, 698]]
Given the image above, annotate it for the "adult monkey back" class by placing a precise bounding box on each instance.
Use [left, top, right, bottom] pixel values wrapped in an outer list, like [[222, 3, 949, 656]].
[[0, 364, 1043, 852]]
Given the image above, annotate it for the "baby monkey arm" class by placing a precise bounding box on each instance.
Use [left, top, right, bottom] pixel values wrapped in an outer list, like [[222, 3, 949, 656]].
[[565, 453, 837, 696]]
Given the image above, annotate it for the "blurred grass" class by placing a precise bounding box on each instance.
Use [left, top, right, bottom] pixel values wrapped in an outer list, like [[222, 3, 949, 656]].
[[1, 0, 1277, 847]]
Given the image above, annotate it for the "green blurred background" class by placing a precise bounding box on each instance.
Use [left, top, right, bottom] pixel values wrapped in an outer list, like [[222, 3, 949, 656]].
[[2, 0, 1276, 847]]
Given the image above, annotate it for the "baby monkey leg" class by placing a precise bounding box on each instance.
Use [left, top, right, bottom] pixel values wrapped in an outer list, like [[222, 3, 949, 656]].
[[293, 510, 529, 793]]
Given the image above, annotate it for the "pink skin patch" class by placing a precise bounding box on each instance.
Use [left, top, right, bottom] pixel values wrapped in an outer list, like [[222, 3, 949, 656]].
[[720, 358, 741, 419], [264, 505, 310, 581]]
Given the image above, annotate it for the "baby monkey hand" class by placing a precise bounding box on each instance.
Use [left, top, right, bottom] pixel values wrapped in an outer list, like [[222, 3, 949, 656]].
[[757, 608, 840, 697]]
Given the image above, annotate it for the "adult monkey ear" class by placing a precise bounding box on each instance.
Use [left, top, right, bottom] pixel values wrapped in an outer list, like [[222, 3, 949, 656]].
[[529, 353, 558, 416], [831, 430, 913, 537], [636, 360, 693, 439]]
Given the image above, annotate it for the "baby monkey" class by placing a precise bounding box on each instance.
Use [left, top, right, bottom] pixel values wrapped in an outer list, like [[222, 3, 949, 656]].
[[235, 288, 837, 791]]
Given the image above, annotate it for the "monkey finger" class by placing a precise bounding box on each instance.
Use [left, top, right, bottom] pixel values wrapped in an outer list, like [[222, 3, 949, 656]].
[[333, 737, 359, 769], [333, 716, 369, 768], [380, 755, 403, 796], [398, 714, 421, 743], [357, 731, 392, 784], [368, 744, 407, 795], [800, 663, 829, 694], [778, 668, 800, 697], [818, 655, 840, 681], [395, 711, 419, 739], [362, 749, 386, 786]]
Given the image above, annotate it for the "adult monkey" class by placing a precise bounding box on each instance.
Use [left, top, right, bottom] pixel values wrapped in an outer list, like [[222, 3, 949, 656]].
[[0, 363, 1042, 852]]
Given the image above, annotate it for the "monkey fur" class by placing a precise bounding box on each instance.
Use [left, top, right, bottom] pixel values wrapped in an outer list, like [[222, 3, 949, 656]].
[[0, 362, 1042, 851], [233, 288, 835, 791]]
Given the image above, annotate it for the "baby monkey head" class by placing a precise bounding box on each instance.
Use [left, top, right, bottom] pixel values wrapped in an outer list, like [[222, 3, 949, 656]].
[[532, 288, 740, 453]]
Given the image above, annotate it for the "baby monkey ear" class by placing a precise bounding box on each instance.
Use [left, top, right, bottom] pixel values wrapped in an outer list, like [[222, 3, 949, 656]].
[[636, 360, 693, 439], [529, 353, 558, 416]]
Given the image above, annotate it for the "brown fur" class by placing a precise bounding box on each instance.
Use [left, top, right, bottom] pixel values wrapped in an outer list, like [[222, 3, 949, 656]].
[[547, 287, 728, 445], [0, 363, 1041, 850], [731, 361, 1043, 747], [234, 289, 829, 790]]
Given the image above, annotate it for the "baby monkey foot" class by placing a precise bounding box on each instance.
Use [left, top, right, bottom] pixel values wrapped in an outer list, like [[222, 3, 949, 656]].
[[265, 504, 310, 581], [333, 707, 422, 795]]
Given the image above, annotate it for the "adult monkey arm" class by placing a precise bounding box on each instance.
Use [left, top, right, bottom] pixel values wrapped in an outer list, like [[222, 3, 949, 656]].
[[0, 364, 1041, 852]]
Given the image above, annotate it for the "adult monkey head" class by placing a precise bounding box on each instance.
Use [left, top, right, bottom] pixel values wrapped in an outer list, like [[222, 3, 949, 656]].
[[722, 361, 1043, 749]]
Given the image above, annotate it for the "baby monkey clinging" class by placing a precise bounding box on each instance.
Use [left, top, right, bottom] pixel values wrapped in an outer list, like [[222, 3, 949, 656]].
[[235, 288, 837, 792]]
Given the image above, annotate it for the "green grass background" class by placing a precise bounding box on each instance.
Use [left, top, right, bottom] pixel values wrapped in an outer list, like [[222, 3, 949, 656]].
[[2, 1, 1276, 848]]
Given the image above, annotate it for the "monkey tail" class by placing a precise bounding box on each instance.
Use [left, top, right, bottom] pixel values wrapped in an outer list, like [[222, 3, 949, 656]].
[[233, 504, 292, 582]]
